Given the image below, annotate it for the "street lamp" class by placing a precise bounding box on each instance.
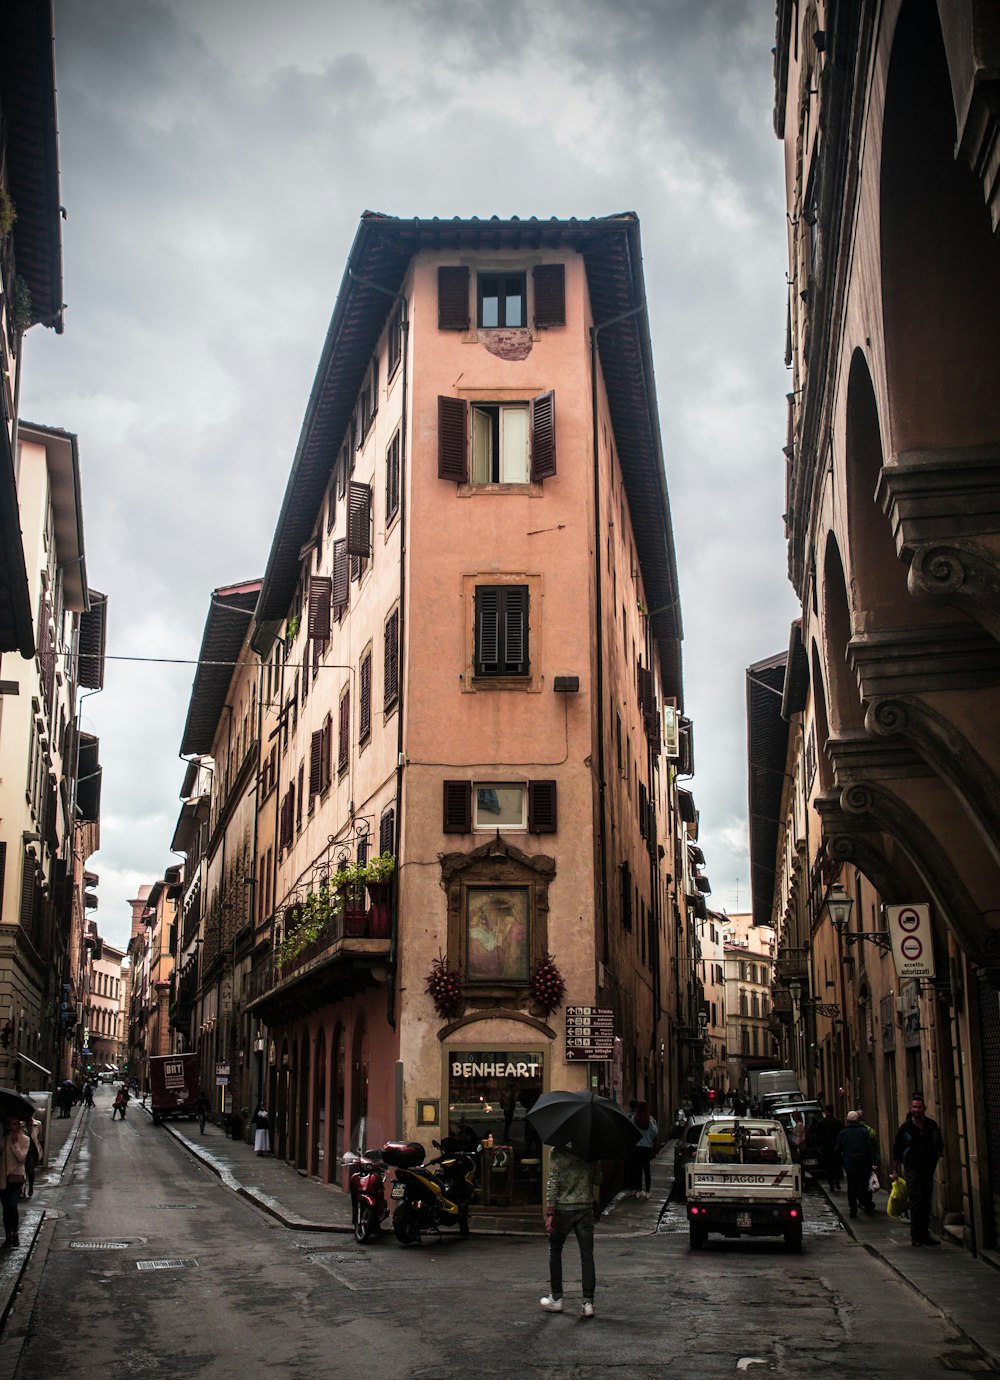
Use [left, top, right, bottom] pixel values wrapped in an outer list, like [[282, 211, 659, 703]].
[[826, 882, 854, 934], [827, 880, 892, 952]]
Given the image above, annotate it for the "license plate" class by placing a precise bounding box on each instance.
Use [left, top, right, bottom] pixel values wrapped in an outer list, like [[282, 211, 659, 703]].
[[391, 1183, 405, 1199], [737, 1212, 752, 1231]]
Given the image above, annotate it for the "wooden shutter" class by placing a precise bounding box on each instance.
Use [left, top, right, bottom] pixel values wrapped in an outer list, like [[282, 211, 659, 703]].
[[309, 730, 323, 798], [637, 666, 653, 715], [338, 691, 350, 771], [308, 576, 332, 641], [359, 652, 372, 742], [502, 586, 528, 674], [476, 587, 500, 673], [321, 716, 332, 792], [19, 850, 35, 931], [638, 781, 648, 838], [332, 539, 349, 608], [438, 266, 470, 330], [347, 482, 371, 557], [620, 860, 632, 930], [386, 433, 400, 521], [533, 264, 565, 327], [527, 780, 557, 834], [530, 391, 556, 481], [384, 609, 399, 708], [443, 780, 472, 833], [379, 806, 395, 856], [438, 396, 468, 482]]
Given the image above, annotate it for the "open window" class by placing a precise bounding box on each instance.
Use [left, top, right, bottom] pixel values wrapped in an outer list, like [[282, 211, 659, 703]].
[[438, 393, 555, 484]]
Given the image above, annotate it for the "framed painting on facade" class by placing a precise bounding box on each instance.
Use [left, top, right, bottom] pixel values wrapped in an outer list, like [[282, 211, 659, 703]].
[[465, 886, 530, 982]]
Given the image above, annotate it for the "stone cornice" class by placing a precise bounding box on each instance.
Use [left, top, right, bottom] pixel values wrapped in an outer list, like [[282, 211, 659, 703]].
[[826, 731, 927, 787], [878, 446, 1000, 548], [848, 622, 1000, 697]]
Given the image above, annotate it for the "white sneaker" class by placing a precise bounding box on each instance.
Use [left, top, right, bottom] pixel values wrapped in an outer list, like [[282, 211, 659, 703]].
[[540, 1296, 563, 1312], [582, 1302, 595, 1318]]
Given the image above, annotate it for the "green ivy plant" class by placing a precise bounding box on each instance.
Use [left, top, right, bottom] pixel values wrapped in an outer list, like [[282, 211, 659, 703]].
[[0, 187, 16, 239], [286, 614, 300, 641], [275, 854, 396, 963], [10, 275, 31, 334]]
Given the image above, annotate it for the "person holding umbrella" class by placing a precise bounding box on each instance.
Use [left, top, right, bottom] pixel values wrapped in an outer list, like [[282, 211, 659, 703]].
[[541, 1145, 602, 1317], [527, 1089, 639, 1320]]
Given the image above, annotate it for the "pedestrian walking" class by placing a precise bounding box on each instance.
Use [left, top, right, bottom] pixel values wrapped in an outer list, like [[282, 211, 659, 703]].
[[23, 1116, 42, 1199], [194, 1094, 211, 1135], [253, 1104, 271, 1156], [816, 1105, 844, 1192], [540, 1147, 601, 1319], [82, 1081, 94, 1108], [58, 1081, 74, 1119], [112, 1087, 129, 1121], [893, 1094, 945, 1247], [622, 1099, 640, 1194], [834, 1110, 878, 1219], [0, 1117, 29, 1247], [630, 1101, 658, 1199]]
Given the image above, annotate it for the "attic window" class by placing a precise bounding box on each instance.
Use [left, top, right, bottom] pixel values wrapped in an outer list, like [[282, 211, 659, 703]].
[[478, 273, 525, 328]]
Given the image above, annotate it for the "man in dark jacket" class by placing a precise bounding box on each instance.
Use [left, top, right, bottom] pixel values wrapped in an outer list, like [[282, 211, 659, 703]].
[[834, 1110, 877, 1218], [816, 1106, 844, 1192], [893, 1094, 945, 1247]]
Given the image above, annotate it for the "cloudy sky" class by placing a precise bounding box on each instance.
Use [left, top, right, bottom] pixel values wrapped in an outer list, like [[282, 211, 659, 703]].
[[24, 0, 799, 952]]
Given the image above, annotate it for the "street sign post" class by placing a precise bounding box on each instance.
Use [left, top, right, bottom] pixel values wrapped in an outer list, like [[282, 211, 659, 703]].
[[565, 1006, 615, 1061]]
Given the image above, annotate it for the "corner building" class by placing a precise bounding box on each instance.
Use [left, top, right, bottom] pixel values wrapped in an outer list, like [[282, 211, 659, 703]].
[[247, 215, 688, 1205]]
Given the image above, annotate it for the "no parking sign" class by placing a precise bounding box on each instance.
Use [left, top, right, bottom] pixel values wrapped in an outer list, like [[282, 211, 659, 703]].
[[886, 904, 935, 979]]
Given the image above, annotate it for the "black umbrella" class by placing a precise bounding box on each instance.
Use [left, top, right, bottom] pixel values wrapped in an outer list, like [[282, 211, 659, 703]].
[[0, 1089, 36, 1126], [526, 1090, 640, 1160]]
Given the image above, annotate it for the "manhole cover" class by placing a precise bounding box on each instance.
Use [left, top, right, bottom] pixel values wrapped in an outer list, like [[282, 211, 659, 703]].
[[153, 1204, 201, 1210], [136, 1259, 198, 1271], [69, 1240, 132, 1250]]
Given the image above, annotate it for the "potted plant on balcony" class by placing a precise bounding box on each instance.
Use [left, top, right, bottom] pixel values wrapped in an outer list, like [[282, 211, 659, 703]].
[[362, 852, 395, 937], [276, 884, 341, 965]]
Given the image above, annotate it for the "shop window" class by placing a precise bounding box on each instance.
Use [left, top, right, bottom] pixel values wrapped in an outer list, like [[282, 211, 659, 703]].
[[447, 1050, 544, 1206]]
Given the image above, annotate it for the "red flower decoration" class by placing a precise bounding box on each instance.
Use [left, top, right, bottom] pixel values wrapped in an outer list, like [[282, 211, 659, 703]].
[[531, 952, 566, 1013], [426, 955, 463, 1018]]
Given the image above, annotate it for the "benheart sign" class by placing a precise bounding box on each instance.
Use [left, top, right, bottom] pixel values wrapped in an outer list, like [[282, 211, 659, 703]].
[[886, 904, 936, 980]]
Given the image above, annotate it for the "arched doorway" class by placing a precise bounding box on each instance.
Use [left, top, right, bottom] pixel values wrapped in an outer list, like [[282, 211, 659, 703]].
[[332, 1023, 346, 1163], [297, 1035, 310, 1173], [313, 1030, 327, 1179], [276, 1038, 289, 1160], [350, 1015, 369, 1153]]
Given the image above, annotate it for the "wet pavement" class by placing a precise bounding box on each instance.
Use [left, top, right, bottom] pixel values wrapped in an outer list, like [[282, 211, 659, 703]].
[[3, 1102, 999, 1371]]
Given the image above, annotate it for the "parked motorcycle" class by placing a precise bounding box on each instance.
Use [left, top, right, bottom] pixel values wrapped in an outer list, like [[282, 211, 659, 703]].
[[342, 1148, 390, 1243], [381, 1139, 479, 1246]]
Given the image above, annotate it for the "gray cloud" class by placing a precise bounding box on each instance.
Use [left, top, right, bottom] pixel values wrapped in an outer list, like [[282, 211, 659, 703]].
[[30, 0, 796, 945]]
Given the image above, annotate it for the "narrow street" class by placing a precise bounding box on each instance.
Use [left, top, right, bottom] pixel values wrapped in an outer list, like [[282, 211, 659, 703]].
[[1, 1088, 995, 1379]]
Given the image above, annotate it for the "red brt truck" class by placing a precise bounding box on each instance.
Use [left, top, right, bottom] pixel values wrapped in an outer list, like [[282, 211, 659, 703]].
[[148, 1053, 201, 1125]]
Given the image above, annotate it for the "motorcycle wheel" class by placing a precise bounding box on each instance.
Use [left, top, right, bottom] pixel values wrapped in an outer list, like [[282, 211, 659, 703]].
[[392, 1205, 421, 1246], [354, 1204, 375, 1244], [458, 1209, 470, 1238]]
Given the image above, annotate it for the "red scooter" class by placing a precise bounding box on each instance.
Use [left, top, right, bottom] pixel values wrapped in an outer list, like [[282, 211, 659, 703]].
[[343, 1148, 389, 1243]]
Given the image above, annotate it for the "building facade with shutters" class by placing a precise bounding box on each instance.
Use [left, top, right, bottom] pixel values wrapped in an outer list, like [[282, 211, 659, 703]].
[[770, 0, 1000, 1251], [230, 213, 691, 1203], [0, 422, 105, 1092]]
